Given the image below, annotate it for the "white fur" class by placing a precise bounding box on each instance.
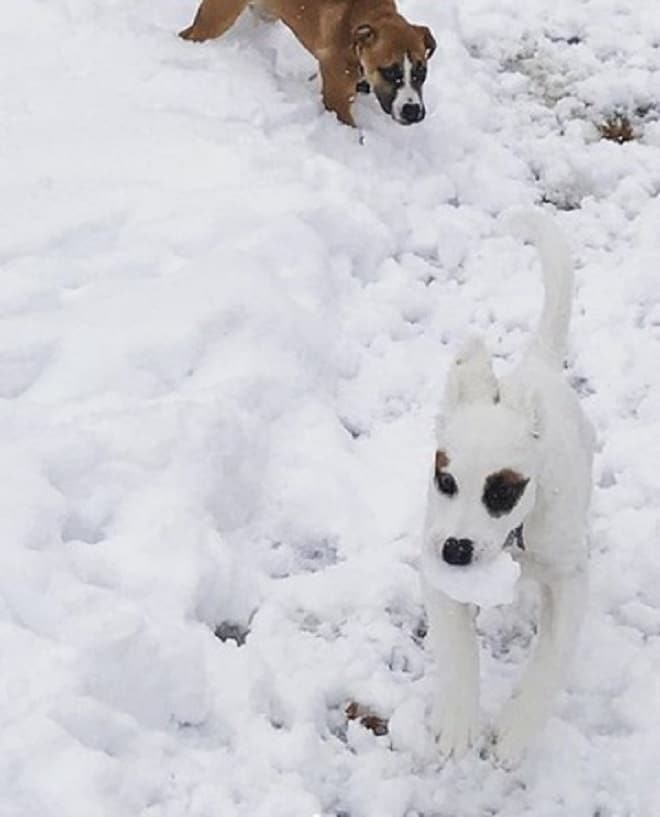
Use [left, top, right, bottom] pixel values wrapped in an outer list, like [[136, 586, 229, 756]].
[[391, 56, 423, 124], [422, 212, 594, 767]]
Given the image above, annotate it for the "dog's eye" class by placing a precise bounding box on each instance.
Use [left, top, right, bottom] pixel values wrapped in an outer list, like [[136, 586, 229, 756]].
[[379, 64, 404, 86], [482, 471, 528, 516], [411, 63, 427, 84], [435, 471, 457, 496]]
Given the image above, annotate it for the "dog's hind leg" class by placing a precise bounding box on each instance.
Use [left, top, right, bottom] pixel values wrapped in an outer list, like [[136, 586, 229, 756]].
[[493, 568, 587, 767], [180, 0, 249, 41], [424, 581, 480, 760]]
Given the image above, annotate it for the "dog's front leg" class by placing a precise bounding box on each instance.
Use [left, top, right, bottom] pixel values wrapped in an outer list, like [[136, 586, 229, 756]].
[[493, 569, 587, 767], [319, 59, 357, 126], [424, 581, 480, 759]]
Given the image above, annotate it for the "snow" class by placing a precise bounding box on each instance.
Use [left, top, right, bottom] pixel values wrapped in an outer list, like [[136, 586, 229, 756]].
[[1, 0, 660, 815], [422, 547, 521, 608]]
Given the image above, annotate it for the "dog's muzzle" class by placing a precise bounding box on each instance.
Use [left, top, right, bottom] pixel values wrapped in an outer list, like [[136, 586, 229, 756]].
[[398, 102, 424, 125], [442, 537, 474, 566], [437, 525, 525, 568]]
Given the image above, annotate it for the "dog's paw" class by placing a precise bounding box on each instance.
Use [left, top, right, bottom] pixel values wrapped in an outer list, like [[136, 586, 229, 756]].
[[431, 696, 479, 761], [491, 699, 544, 769]]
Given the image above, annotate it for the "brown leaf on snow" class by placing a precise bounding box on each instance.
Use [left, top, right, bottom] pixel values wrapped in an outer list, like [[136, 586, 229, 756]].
[[345, 701, 389, 736]]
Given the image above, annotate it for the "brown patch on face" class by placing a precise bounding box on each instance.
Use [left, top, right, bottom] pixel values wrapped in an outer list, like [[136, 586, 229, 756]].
[[435, 449, 450, 471], [482, 469, 529, 517], [496, 468, 525, 482], [434, 449, 457, 496]]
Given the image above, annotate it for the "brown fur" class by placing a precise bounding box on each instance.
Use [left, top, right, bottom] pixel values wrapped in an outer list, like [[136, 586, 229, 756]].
[[179, 0, 435, 126], [435, 449, 450, 471], [490, 468, 527, 486]]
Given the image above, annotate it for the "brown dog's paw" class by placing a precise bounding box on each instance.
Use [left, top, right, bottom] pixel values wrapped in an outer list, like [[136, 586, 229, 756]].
[[179, 26, 204, 41]]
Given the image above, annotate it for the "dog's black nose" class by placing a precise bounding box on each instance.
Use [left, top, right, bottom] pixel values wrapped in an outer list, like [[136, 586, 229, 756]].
[[442, 537, 474, 566], [401, 103, 424, 123]]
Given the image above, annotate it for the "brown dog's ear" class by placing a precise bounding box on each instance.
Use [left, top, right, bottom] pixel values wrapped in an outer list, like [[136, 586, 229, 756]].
[[416, 25, 436, 59], [353, 24, 377, 49]]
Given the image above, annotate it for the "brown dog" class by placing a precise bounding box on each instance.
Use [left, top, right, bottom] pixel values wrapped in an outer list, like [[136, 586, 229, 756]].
[[180, 0, 436, 126]]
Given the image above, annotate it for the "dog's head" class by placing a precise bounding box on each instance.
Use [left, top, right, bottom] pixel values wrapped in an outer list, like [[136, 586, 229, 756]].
[[353, 18, 435, 125], [425, 339, 541, 568]]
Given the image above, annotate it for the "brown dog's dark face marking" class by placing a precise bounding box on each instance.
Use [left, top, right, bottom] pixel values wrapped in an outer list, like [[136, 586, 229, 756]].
[[354, 22, 435, 124], [482, 469, 529, 517]]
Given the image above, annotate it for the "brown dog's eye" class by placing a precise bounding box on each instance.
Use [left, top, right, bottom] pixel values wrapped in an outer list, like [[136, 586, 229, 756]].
[[379, 64, 404, 86], [435, 471, 457, 496], [411, 63, 427, 85]]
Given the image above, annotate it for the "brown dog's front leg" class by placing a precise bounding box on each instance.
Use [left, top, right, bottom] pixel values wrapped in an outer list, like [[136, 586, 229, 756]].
[[179, 0, 249, 41], [319, 60, 358, 127]]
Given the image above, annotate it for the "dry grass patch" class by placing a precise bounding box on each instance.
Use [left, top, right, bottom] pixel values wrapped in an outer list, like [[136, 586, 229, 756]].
[[598, 113, 637, 143], [345, 701, 389, 736]]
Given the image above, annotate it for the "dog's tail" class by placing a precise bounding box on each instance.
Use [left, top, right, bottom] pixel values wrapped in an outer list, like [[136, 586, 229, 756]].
[[509, 211, 574, 369]]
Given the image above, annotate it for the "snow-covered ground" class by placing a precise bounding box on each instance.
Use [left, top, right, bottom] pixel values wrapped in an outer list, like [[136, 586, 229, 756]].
[[2, 0, 660, 814]]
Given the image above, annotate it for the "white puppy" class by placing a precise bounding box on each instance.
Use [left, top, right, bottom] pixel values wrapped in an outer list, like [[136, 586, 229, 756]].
[[422, 213, 594, 767]]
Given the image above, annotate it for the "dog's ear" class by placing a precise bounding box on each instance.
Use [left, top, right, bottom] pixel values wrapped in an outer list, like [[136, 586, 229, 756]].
[[445, 338, 499, 410], [353, 24, 377, 50], [415, 25, 436, 59]]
